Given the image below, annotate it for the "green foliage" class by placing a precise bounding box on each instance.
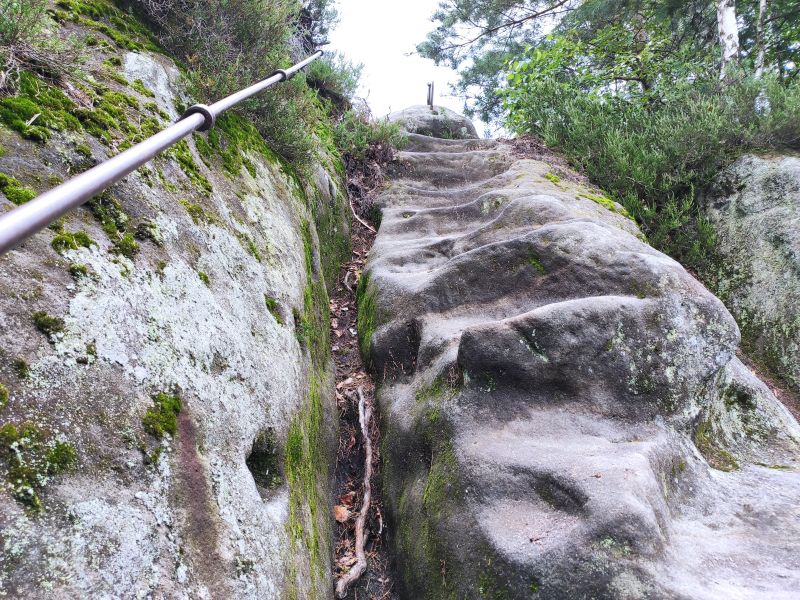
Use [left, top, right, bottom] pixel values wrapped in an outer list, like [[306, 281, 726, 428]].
[[333, 109, 406, 162], [0, 421, 76, 511], [0, 171, 35, 204], [131, 0, 332, 168], [197, 271, 210, 285], [0, 0, 85, 85], [306, 52, 362, 110], [502, 20, 800, 267], [142, 391, 182, 439], [32, 311, 64, 337], [420, 0, 800, 122]]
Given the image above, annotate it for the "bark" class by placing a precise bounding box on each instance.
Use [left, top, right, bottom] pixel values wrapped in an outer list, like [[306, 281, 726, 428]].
[[717, 0, 740, 79], [754, 0, 768, 78]]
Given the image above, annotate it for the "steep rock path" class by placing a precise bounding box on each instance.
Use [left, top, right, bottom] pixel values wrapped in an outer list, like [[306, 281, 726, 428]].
[[361, 119, 800, 599]]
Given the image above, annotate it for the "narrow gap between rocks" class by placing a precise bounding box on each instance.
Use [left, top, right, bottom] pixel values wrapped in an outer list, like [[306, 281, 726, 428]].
[[329, 216, 394, 600]]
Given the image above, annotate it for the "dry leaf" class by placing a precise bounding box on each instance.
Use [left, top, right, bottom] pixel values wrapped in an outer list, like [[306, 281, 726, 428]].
[[333, 505, 351, 523]]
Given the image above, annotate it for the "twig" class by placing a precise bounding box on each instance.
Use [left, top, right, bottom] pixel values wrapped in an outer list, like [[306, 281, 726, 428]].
[[343, 270, 353, 294], [349, 194, 376, 233], [335, 386, 373, 598]]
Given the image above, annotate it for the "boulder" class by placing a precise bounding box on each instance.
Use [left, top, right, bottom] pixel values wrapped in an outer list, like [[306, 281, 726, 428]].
[[703, 154, 800, 394], [387, 105, 479, 139], [361, 133, 800, 598]]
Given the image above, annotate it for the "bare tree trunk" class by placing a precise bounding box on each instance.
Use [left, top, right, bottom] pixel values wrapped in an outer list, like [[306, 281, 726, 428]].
[[717, 0, 740, 80], [754, 0, 768, 77]]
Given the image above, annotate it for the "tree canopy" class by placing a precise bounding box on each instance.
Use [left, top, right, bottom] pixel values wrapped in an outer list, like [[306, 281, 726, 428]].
[[418, 0, 800, 123]]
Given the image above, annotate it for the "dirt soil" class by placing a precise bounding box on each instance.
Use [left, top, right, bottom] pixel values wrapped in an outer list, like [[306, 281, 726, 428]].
[[330, 218, 396, 600]]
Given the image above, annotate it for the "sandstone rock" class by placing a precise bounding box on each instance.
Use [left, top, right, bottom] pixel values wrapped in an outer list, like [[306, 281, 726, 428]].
[[362, 115, 800, 598], [387, 105, 479, 139], [703, 154, 800, 394], [0, 31, 346, 600]]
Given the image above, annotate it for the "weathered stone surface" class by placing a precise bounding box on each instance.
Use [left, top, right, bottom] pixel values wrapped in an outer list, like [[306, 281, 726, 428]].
[[387, 105, 479, 139], [703, 154, 800, 394], [362, 117, 800, 598], [0, 41, 346, 600]]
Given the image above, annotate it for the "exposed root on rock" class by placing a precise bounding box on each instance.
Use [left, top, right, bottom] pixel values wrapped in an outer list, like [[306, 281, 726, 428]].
[[335, 386, 373, 598], [330, 217, 394, 599]]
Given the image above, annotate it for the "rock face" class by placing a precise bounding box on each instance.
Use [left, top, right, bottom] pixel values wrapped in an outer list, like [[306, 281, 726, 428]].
[[361, 124, 800, 598], [703, 154, 800, 394], [0, 16, 347, 600], [387, 105, 479, 139]]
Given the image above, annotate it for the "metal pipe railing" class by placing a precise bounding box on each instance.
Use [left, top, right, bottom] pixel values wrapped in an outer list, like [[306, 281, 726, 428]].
[[0, 50, 323, 255]]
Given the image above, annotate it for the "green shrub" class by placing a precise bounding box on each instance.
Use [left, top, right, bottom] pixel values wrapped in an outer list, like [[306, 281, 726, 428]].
[[333, 109, 406, 162], [0, 0, 85, 88], [306, 52, 362, 110], [503, 68, 800, 268], [131, 0, 336, 168]]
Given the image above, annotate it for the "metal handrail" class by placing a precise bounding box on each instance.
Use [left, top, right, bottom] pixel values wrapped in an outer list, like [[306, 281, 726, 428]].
[[0, 50, 324, 255]]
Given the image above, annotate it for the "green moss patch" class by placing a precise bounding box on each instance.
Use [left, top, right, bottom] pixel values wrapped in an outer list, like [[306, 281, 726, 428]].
[[578, 192, 634, 220], [12, 358, 29, 379], [202, 113, 280, 178], [51, 230, 96, 254], [0, 172, 36, 205], [265, 296, 284, 325], [131, 79, 155, 98], [543, 172, 561, 184], [285, 373, 329, 592], [32, 311, 65, 338], [0, 384, 8, 408], [356, 272, 378, 359], [180, 199, 217, 225], [0, 422, 76, 511], [88, 191, 129, 237], [528, 253, 546, 275], [168, 140, 212, 195], [51, 0, 160, 52], [0, 71, 80, 142], [142, 391, 182, 439], [695, 419, 739, 471]]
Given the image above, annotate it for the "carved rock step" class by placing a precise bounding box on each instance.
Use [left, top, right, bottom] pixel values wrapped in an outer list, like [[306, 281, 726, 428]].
[[363, 113, 800, 599]]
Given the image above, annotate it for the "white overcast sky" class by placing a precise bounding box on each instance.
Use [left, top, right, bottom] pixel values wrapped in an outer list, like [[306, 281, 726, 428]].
[[327, 0, 467, 120]]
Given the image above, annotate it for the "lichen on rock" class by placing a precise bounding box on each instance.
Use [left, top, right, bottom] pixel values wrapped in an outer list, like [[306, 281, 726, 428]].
[[0, 12, 349, 599]]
